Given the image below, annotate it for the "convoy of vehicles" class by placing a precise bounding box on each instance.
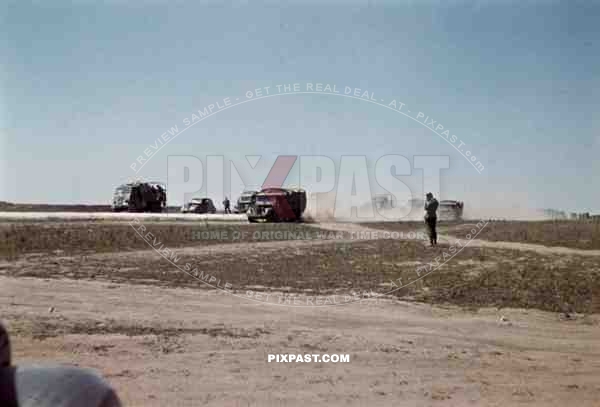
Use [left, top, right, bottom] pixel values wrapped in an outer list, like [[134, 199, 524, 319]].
[[111, 181, 461, 222]]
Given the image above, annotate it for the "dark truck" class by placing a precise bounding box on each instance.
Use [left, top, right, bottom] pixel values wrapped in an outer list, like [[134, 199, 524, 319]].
[[246, 187, 307, 223], [180, 198, 217, 214], [112, 181, 166, 213]]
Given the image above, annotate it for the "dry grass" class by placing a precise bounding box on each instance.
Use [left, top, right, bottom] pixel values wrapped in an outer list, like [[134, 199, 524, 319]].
[[0, 222, 324, 259], [0, 201, 183, 212], [4, 234, 600, 314], [447, 220, 600, 250], [4, 315, 270, 341], [0, 201, 111, 212], [359, 221, 425, 233], [365, 220, 600, 251], [3, 220, 599, 313], [414, 248, 600, 314]]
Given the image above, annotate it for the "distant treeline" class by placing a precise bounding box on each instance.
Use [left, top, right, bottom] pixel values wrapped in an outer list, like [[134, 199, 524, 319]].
[[0, 202, 182, 213]]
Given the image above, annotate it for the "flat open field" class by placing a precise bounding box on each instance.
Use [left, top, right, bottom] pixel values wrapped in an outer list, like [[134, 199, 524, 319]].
[[366, 220, 600, 250], [0, 201, 182, 213], [0, 221, 320, 258], [449, 220, 600, 250], [2, 219, 600, 406], [2, 221, 600, 313]]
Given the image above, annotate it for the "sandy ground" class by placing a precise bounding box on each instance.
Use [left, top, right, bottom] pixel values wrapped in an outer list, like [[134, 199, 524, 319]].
[[3, 277, 600, 407], [2, 221, 600, 406]]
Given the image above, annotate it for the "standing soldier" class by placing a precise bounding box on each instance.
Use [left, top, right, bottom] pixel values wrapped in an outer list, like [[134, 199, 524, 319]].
[[424, 192, 439, 246], [223, 197, 231, 214]]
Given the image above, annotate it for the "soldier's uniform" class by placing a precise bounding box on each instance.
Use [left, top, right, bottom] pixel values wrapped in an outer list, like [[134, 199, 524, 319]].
[[424, 194, 439, 246], [223, 198, 231, 214]]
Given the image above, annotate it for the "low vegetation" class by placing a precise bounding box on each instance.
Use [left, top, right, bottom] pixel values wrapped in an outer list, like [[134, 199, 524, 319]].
[[447, 220, 600, 250], [366, 220, 600, 251], [3, 228, 599, 314], [0, 221, 325, 259]]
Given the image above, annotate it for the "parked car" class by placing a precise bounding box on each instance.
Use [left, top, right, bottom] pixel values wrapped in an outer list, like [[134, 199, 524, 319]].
[[181, 198, 217, 214]]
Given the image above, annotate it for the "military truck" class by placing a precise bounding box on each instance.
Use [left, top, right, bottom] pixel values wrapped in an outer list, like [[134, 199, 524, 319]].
[[438, 200, 464, 221], [234, 189, 258, 214], [246, 187, 307, 223], [372, 194, 397, 210], [112, 181, 166, 213], [408, 198, 464, 221]]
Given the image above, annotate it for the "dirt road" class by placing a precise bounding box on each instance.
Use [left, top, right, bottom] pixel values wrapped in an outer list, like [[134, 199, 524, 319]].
[[3, 277, 599, 407]]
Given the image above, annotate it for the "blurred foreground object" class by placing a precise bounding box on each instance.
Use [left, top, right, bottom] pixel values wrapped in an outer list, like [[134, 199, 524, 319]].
[[0, 322, 122, 407]]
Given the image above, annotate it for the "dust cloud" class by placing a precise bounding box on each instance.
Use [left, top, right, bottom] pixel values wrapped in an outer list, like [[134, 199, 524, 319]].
[[304, 192, 554, 223]]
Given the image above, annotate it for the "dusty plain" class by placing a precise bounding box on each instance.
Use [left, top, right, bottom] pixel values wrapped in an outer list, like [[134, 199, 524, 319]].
[[2, 218, 600, 406]]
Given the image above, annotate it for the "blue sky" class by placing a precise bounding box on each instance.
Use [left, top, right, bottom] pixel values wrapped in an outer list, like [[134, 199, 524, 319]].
[[1, 0, 598, 212]]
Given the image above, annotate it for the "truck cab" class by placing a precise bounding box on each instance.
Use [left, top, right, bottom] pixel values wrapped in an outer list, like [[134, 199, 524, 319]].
[[112, 183, 134, 212], [234, 190, 258, 213], [247, 187, 306, 223]]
